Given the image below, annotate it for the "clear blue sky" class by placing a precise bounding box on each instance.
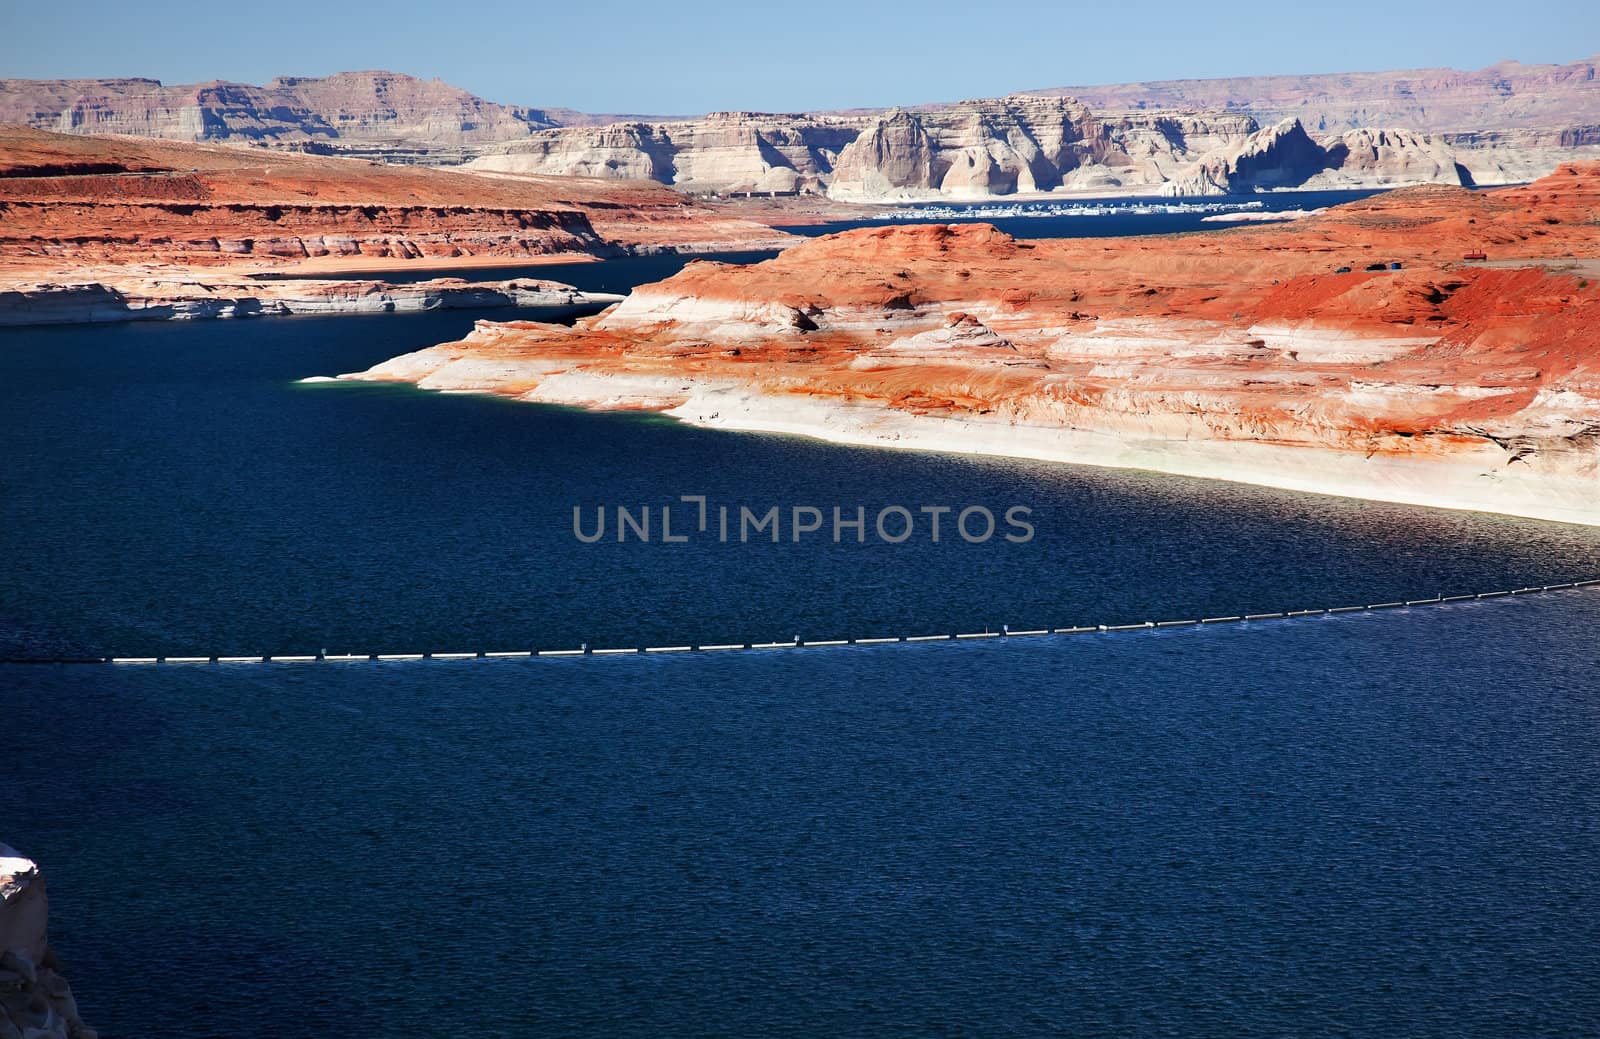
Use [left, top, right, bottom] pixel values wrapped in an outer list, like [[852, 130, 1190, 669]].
[[2, 0, 1595, 115]]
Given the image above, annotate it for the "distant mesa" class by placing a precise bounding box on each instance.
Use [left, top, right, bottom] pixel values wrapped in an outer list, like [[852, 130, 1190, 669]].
[[1, 56, 1596, 198]]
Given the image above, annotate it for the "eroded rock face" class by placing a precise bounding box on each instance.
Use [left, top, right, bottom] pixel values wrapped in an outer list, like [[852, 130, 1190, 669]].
[[473, 88, 1597, 201], [5, 63, 1596, 199], [830, 100, 1564, 200], [1160, 119, 1473, 196], [0, 125, 793, 269], [1042, 54, 1600, 135], [347, 164, 1600, 524], [0, 272, 623, 327], [0, 845, 95, 1039], [0, 71, 576, 164], [470, 112, 860, 195]]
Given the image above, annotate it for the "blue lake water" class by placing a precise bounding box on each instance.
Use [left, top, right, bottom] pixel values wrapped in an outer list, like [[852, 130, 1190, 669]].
[[3, 206, 1600, 1036], [9, 596, 1600, 1038], [774, 189, 1387, 240]]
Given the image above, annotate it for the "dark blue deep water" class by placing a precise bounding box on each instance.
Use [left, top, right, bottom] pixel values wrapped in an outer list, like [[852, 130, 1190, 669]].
[[3, 230, 1600, 1036]]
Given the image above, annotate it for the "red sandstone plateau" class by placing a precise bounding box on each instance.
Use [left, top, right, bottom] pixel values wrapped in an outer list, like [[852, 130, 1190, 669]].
[[348, 165, 1600, 524], [0, 125, 789, 322]]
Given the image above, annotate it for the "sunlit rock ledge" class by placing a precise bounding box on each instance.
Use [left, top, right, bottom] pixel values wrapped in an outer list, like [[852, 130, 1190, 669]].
[[344, 165, 1600, 526]]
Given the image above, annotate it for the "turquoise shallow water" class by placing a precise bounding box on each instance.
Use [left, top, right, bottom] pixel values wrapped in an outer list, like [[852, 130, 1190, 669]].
[[3, 230, 1599, 1035]]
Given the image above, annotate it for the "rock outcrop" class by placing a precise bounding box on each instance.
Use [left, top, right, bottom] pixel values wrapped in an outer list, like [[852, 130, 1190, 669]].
[[0, 126, 792, 270], [477, 94, 1582, 202], [346, 164, 1600, 525], [831, 104, 1504, 201], [0, 270, 622, 326], [0, 71, 591, 164], [1037, 54, 1600, 135], [469, 112, 860, 195], [0, 844, 95, 1039], [5, 58, 1597, 197], [1159, 119, 1471, 195]]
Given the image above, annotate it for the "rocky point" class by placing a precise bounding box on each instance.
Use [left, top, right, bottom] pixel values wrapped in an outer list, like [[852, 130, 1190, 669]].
[[346, 164, 1600, 524]]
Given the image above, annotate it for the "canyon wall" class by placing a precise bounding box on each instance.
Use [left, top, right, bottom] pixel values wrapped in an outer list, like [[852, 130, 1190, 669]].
[[0, 844, 95, 1039], [824, 97, 1261, 200], [1037, 54, 1600, 134], [5, 57, 1595, 197], [468, 112, 862, 194], [0, 71, 597, 164], [346, 165, 1600, 525], [473, 96, 1597, 201]]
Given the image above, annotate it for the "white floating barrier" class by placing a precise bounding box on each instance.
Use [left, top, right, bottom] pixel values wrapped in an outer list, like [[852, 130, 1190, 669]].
[[86, 576, 1599, 668]]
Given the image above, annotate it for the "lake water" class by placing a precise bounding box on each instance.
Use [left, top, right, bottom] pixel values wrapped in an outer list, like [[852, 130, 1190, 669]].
[[3, 200, 1599, 1037]]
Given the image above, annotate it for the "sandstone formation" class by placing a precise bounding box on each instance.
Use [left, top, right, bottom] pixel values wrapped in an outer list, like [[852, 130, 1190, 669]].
[[475, 94, 1595, 201], [826, 97, 1260, 200], [1039, 54, 1600, 135], [346, 164, 1600, 525], [5, 58, 1597, 200], [1159, 119, 1472, 196], [0, 844, 95, 1039], [0, 268, 621, 326], [468, 112, 860, 194], [0, 126, 791, 271], [0, 71, 609, 164]]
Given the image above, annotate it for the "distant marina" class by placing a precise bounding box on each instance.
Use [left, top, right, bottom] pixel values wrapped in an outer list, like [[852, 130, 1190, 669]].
[[880, 198, 1270, 220]]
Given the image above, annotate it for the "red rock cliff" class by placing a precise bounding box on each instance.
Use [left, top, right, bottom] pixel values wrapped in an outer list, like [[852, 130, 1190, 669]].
[[350, 165, 1600, 524]]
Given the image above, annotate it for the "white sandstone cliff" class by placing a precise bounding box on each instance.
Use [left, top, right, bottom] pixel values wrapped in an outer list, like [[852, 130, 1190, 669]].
[[0, 845, 95, 1039]]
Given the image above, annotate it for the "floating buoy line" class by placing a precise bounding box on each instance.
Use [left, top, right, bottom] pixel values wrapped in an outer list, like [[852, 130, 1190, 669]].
[[1, 580, 1595, 667]]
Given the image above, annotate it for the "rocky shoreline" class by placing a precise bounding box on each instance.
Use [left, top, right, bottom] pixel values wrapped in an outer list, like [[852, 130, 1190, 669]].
[[0, 268, 622, 326], [0, 844, 94, 1039], [342, 166, 1600, 526]]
